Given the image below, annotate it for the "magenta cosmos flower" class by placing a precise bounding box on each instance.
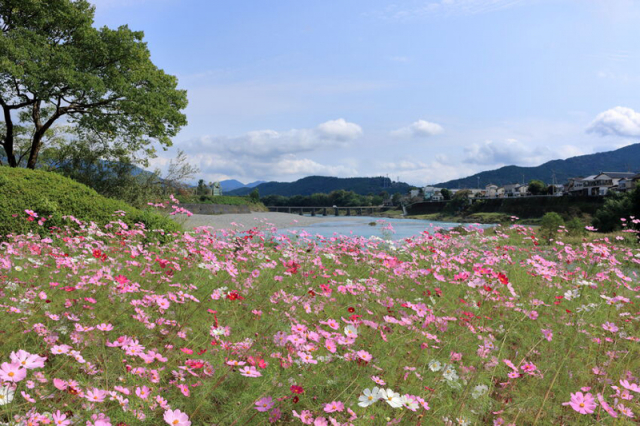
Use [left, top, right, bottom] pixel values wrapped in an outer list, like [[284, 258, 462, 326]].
[[163, 409, 191, 426], [568, 392, 596, 414], [254, 396, 274, 412]]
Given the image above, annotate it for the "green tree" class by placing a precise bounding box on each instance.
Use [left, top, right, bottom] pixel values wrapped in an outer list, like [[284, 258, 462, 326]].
[[592, 184, 640, 233], [440, 188, 452, 201], [528, 180, 547, 196], [0, 0, 187, 169], [249, 188, 260, 203], [539, 212, 565, 240]]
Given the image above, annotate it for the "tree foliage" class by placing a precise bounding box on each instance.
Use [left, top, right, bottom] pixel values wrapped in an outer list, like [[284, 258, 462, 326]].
[[0, 0, 188, 168], [528, 180, 547, 196], [592, 184, 640, 233], [540, 212, 565, 240]]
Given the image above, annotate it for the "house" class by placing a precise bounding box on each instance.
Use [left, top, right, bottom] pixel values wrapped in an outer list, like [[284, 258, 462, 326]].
[[485, 184, 498, 198], [423, 186, 443, 201], [503, 183, 526, 197], [566, 176, 594, 196], [584, 172, 637, 196], [409, 189, 421, 198]]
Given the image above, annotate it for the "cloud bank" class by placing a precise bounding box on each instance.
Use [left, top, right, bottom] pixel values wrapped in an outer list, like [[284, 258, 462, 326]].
[[172, 119, 363, 182], [587, 106, 640, 138]]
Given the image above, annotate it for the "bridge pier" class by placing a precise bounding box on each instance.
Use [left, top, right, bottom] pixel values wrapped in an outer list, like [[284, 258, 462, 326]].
[[346, 208, 351, 216], [311, 209, 315, 216], [322, 208, 327, 216], [299, 208, 303, 216], [335, 208, 339, 216], [357, 208, 362, 215]]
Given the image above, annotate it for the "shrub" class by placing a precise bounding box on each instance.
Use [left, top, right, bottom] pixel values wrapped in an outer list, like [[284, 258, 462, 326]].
[[566, 217, 586, 237], [539, 212, 565, 240], [0, 166, 180, 238]]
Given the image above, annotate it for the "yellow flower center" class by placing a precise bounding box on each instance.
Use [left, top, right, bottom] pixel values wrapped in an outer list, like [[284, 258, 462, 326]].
[[173, 420, 179, 425], [8, 372, 14, 377], [580, 403, 585, 407]]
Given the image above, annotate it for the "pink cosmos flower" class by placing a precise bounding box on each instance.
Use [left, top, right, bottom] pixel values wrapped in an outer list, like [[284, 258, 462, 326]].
[[52, 410, 71, 426], [10, 350, 46, 369], [135, 386, 151, 400], [357, 350, 373, 362], [597, 393, 617, 418], [255, 396, 274, 412], [85, 388, 108, 402], [0, 362, 27, 383], [96, 323, 113, 331], [541, 329, 553, 342], [239, 366, 262, 377], [567, 392, 596, 414], [293, 410, 314, 424], [620, 379, 640, 393], [602, 322, 619, 333], [617, 404, 634, 418], [163, 409, 192, 426], [323, 401, 345, 413], [53, 378, 67, 390], [372, 375, 386, 386]]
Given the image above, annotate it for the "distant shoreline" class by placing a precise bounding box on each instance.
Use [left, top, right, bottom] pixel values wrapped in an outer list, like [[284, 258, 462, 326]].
[[177, 212, 365, 231]]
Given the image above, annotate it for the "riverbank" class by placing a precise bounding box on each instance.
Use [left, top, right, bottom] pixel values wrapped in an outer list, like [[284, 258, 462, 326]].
[[177, 212, 364, 231]]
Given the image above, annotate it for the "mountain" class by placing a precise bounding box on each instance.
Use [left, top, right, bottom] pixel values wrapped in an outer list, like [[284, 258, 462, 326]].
[[219, 179, 246, 192], [227, 176, 412, 197], [219, 179, 267, 192], [435, 143, 640, 188]]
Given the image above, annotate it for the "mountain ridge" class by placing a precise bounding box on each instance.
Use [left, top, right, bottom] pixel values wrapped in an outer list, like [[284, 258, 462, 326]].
[[434, 143, 640, 188]]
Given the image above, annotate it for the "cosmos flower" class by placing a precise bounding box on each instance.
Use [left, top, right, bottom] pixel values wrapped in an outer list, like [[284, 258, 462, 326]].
[[163, 409, 191, 426], [0, 362, 27, 383], [567, 392, 596, 414], [254, 396, 274, 412], [358, 387, 381, 407], [0, 386, 15, 406], [379, 388, 403, 408]]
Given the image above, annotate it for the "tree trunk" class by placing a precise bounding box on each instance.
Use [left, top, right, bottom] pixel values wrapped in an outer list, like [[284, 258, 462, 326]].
[[1, 105, 17, 167], [26, 130, 44, 169]]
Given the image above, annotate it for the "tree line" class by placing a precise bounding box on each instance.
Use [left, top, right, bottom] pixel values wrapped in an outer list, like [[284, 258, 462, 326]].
[[262, 190, 401, 207]]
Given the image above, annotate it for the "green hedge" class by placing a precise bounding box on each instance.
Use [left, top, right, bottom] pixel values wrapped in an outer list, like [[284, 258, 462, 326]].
[[0, 167, 181, 237]]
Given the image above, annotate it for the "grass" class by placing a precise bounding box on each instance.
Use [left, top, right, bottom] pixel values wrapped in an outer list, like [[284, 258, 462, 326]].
[[0, 208, 638, 425]]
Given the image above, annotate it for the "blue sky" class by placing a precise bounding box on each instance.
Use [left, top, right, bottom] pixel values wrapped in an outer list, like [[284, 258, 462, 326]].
[[92, 0, 640, 186]]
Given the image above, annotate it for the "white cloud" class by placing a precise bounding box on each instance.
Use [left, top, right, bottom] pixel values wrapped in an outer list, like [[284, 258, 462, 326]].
[[158, 119, 363, 183], [316, 119, 363, 141], [587, 106, 640, 137], [391, 120, 444, 138], [462, 139, 587, 168], [182, 119, 362, 159]]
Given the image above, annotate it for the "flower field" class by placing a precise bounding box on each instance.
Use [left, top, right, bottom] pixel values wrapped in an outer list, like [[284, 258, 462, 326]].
[[0, 212, 639, 425]]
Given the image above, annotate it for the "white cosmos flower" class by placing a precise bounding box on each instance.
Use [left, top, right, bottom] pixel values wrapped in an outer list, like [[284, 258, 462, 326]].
[[379, 388, 403, 408], [442, 365, 458, 381], [344, 325, 358, 339], [471, 384, 489, 399], [358, 387, 381, 407], [400, 395, 420, 411], [428, 360, 442, 372], [0, 386, 15, 405]]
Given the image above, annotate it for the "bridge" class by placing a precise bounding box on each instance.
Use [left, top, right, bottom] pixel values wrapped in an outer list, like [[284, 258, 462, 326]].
[[266, 206, 395, 217]]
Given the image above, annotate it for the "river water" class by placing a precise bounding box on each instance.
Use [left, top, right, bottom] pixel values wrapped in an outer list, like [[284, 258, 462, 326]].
[[282, 216, 491, 241]]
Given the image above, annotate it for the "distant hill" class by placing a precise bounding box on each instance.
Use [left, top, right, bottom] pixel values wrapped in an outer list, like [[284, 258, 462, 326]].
[[219, 179, 266, 192], [435, 143, 640, 188], [228, 176, 412, 197]]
